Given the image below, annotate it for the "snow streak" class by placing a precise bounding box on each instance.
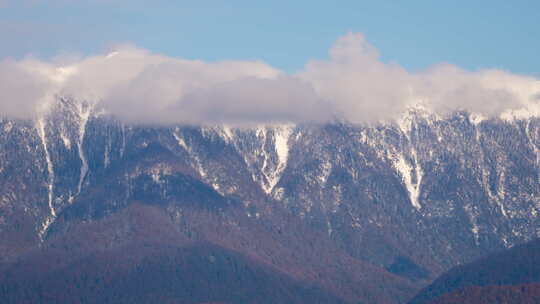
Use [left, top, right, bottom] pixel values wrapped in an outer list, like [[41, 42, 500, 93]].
[[36, 118, 56, 240]]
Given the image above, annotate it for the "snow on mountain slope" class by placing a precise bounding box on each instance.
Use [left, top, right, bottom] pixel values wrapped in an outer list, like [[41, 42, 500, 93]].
[[0, 98, 539, 294]]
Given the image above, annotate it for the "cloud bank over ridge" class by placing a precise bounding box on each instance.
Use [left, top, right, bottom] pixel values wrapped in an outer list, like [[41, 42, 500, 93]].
[[1, 33, 539, 125]]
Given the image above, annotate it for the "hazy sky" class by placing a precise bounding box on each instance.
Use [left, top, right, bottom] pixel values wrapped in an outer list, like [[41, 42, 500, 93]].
[[0, 1, 539, 125], [1, 1, 539, 75]]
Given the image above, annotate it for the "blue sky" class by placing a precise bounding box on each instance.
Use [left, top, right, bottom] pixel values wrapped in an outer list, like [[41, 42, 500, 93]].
[[1, 0, 539, 75]]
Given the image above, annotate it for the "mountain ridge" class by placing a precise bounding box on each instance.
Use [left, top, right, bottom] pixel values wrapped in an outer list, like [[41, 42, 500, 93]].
[[409, 238, 540, 304], [1, 97, 539, 303]]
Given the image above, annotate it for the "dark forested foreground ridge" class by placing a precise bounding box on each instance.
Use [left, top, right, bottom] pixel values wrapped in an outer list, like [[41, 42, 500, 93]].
[[1, 97, 540, 303], [409, 238, 540, 304]]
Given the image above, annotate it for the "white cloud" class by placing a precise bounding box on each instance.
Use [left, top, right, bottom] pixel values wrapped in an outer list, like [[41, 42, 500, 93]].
[[0, 58, 56, 119], [300, 33, 412, 122], [0, 32, 539, 125], [301, 32, 540, 123]]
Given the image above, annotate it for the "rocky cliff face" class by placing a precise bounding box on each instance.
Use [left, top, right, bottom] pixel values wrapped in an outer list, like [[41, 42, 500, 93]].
[[1, 97, 539, 303]]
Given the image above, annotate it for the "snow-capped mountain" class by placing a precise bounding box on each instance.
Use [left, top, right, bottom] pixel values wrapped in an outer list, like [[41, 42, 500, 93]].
[[1, 97, 539, 303]]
